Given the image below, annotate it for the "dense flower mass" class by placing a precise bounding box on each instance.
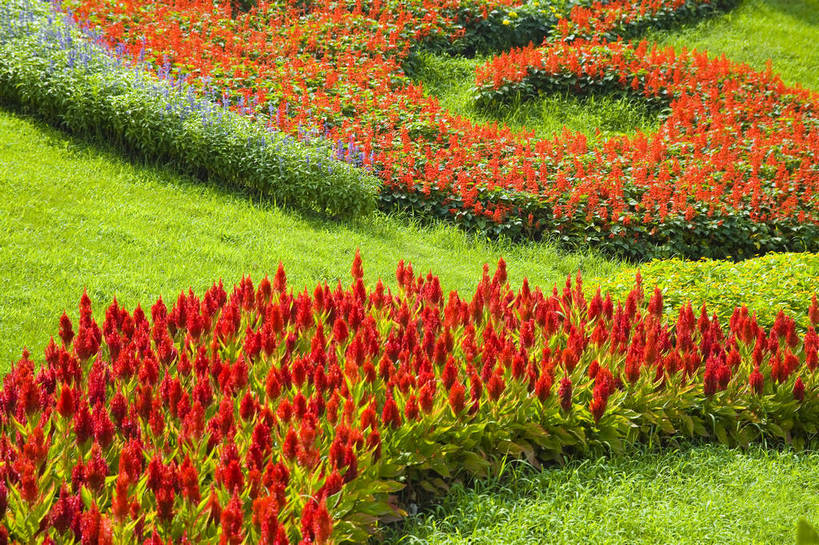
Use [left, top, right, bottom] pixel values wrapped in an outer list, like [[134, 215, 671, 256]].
[[53, 0, 819, 259], [1, 255, 818, 542], [475, 38, 819, 256]]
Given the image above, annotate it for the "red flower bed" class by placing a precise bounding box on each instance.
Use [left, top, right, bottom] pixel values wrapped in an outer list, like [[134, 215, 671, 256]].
[[53, 0, 817, 259], [1, 255, 818, 543], [475, 38, 819, 250]]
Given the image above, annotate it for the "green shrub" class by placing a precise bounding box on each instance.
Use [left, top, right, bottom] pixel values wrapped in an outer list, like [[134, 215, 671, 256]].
[[594, 253, 819, 330], [0, 0, 378, 219]]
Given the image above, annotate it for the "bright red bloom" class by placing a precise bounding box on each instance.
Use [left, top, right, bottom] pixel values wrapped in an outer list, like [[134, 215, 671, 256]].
[[220, 491, 244, 545], [558, 377, 572, 411], [381, 394, 402, 429], [794, 376, 806, 402], [749, 366, 764, 395], [448, 380, 466, 415], [59, 311, 75, 346]]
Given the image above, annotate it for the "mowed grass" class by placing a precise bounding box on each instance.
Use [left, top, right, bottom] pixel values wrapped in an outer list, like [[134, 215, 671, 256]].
[[410, 53, 661, 142], [650, 0, 819, 90], [0, 110, 621, 369], [381, 444, 819, 545], [413, 0, 819, 141]]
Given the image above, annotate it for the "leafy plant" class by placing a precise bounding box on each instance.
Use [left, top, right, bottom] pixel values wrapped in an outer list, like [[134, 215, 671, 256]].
[[594, 253, 819, 331], [0, 254, 817, 543]]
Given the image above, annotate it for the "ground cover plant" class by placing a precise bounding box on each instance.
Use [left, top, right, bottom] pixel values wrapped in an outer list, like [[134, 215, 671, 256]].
[[43, 0, 818, 259], [599, 253, 819, 331], [1, 255, 818, 542]]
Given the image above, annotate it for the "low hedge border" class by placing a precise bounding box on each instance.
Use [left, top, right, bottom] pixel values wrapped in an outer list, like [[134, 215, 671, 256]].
[[0, 0, 379, 219], [595, 253, 819, 331]]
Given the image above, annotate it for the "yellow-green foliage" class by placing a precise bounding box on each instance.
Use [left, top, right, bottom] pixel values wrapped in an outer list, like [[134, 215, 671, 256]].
[[594, 253, 819, 330]]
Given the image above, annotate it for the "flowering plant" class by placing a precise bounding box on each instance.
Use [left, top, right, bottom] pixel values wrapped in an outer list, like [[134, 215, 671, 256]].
[[49, 0, 817, 259], [0, 0, 379, 219], [1, 253, 818, 543]]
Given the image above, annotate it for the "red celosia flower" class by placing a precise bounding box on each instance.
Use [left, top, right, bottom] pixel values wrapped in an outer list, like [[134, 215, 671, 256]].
[[381, 394, 402, 429], [794, 376, 806, 402], [86, 443, 109, 491], [80, 503, 113, 545], [49, 484, 80, 533], [590, 397, 606, 423], [448, 380, 466, 415], [59, 311, 75, 346], [220, 491, 244, 545], [57, 384, 75, 418], [535, 372, 552, 403], [283, 427, 299, 460], [313, 498, 333, 544], [92, 403, 115, 448], [15, 456, 38, 503], [351, 249, 364, 280], [487, 371, 505, 401], [156, 486, 175, 523], [558, 376, 572, 411], [111, 474, 130, 520], [749, 366, 764, 395], [205, 486, 222, 525]]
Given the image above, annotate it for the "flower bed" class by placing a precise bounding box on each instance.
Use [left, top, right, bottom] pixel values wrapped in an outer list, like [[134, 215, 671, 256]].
[[51, 0, 813, 260], [474, 38, 819, 258], [1, 255, 818, 543]]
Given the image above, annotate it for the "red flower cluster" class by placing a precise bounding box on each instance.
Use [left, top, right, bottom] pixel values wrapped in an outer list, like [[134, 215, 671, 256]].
[[1, 255, 817, 542], [56, 0, 814, 258], [475, 38, 819, 226]]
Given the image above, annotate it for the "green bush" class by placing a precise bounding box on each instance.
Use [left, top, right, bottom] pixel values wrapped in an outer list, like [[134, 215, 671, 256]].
[[594, 253, 819, 330], [0, 0, 378, 219]]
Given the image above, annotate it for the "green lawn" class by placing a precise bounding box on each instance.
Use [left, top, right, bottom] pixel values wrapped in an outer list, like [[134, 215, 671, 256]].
[[650, 0, 819, 90], [410, 52, 661, 142], [381, 444, 819, 545], [0, 110, 621, 369]]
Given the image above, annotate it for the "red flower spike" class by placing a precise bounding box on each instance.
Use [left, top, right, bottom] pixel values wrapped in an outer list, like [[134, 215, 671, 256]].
[[749, 366, 764, 395], [381, 394, 402, 429], [59, 311, 75, 347], [558, 377, 572, 412], [313, 498, 333, 544], [794, 377, 806, 402], [220, 491, 244, 545], [351, 248, 364, 281], [448, 380, 466, 415]]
